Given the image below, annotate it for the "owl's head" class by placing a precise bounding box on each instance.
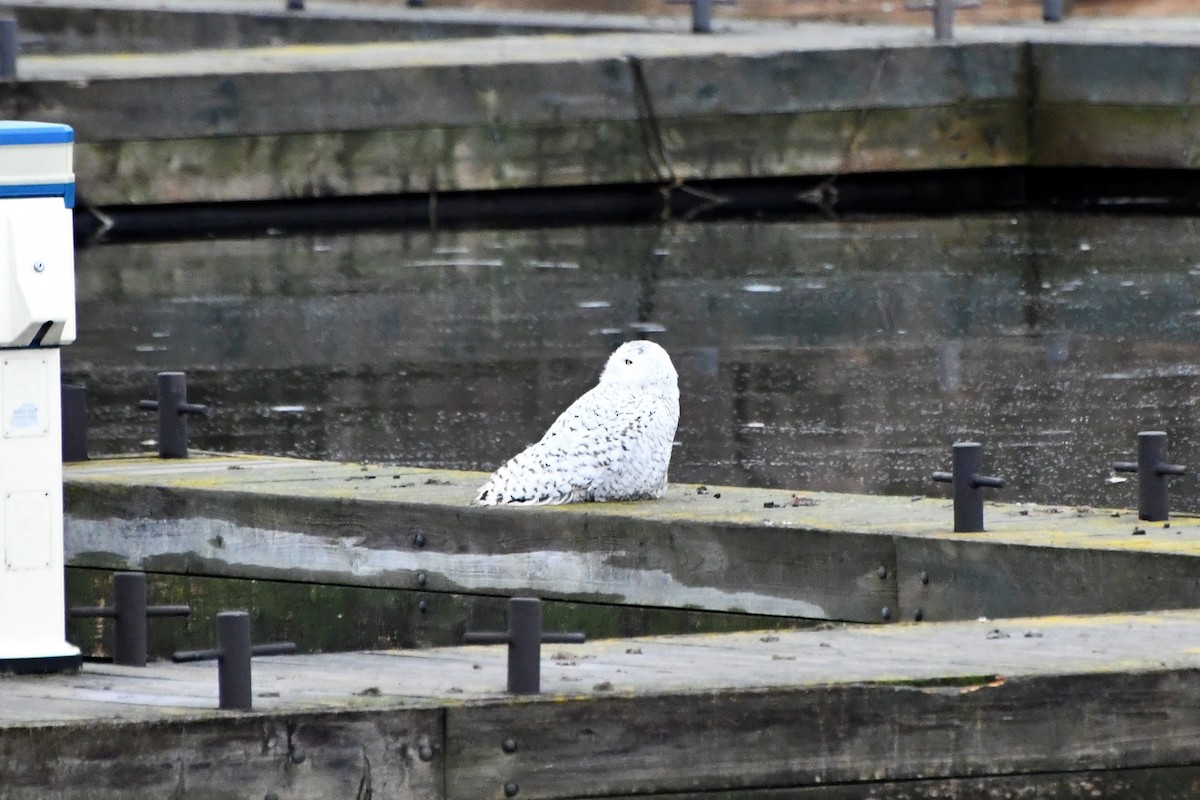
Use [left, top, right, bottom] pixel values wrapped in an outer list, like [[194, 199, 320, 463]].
[[599, 340, 678, 392]]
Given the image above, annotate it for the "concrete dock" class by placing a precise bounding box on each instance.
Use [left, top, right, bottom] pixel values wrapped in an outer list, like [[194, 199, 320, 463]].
[[5, 2, 1200, 211], [65, 454, 1200, 632], [4, 608, 1200, 798]]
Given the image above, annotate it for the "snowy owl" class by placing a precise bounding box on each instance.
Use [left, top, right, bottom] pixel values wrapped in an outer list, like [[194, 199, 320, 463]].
[[473, 340, 680, 505]]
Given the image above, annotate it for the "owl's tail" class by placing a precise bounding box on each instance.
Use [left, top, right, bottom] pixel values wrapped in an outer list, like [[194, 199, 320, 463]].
[[471, 479, 572, 506]]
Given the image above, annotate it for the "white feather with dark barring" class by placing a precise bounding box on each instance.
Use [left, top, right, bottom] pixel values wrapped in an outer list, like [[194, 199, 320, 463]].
[[473, 340, 680, 505]]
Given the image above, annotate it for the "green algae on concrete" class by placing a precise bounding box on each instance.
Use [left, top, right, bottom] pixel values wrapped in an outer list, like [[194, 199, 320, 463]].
[[65, 565, 817, 659], [72, 101, 1030, 204]]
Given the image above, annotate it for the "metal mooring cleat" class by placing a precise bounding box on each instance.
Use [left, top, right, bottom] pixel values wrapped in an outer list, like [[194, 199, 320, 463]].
[[137, 371, 208, 458], [69, 572, 190, 667], [463, 597, 586, 694], [931, 441, 1005, 533], [172, 611, 296, 710], [1111, 431, 1186, 522]]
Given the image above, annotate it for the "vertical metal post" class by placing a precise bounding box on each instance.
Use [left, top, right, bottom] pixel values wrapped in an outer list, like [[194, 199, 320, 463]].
[[1113, 431, 1186, 522], [1137, 431, 1186, 522], [507, 597, 542, 695], [933, 0, 954, 41], [666, 0, 733, 34], [61, 384, 88, 462], [463, 598, 584, 694], [950, 442, 982, 532], [905, 0, 978, 41], [139, 372, 207, 458], [932, 442, 1004, 533], [216, 611, 252, 711], [1138, 431, 1166, 522], [69, 574, 191, 667], [157, 372, 189, 458], [113, 572, 148, 667], [0, 18, 17, 80], [1043, 0, 1064, 22]]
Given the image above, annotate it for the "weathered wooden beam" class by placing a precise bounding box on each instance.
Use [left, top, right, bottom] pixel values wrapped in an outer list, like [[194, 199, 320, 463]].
[[0, 710, 443, 800], [444, 670, 1200, 799], [64, 455, 1200, 625], [7, 610, 1200, 799], [581, 766, 1200, 799], [897, 535, 1200, 622], [66, 475, 898, 621]]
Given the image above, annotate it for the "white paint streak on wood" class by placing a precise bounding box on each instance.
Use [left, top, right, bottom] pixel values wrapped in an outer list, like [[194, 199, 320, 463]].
[[65, 515, 827, 618]]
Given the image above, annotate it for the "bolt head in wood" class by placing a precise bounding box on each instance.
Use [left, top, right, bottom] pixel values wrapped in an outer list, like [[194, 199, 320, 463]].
[[504, 782, 520, 797], [502, 737, 519, 753]]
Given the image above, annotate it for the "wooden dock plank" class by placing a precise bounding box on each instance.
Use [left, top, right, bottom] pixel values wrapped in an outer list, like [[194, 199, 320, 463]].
[[0, 708, 443, 800], [4, 610, 1200, 799], [445, 670, 1200, 799], [65, 454, 1200, 624], [592, 766, 1200, 800], [897, 535, 1200, 622], [8, 610, 1200, 716]]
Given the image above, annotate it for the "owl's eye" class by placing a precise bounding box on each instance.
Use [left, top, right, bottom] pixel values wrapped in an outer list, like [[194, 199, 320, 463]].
[[624, 358, 633, 365]]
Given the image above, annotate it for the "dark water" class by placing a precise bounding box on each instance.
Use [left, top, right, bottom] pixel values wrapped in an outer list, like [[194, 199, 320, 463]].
[[66, 213, 1200, 512]]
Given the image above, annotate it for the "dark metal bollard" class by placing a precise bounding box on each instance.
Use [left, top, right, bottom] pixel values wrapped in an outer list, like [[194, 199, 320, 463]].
[[0, 17, 17, 80], [1042, 0, 1064, 21], [904, 0, 980, 41], [463, 598, 585, 694], [286, 0, 304, 9], [61, 384, 88, 462], [69, 572, 191, 667], [137, 372, 208, 458], [172, 611, 296, 711], [1112, 431, 1186, 522], [666, 0, 736, 34], [931, 442, 1005, 533]]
